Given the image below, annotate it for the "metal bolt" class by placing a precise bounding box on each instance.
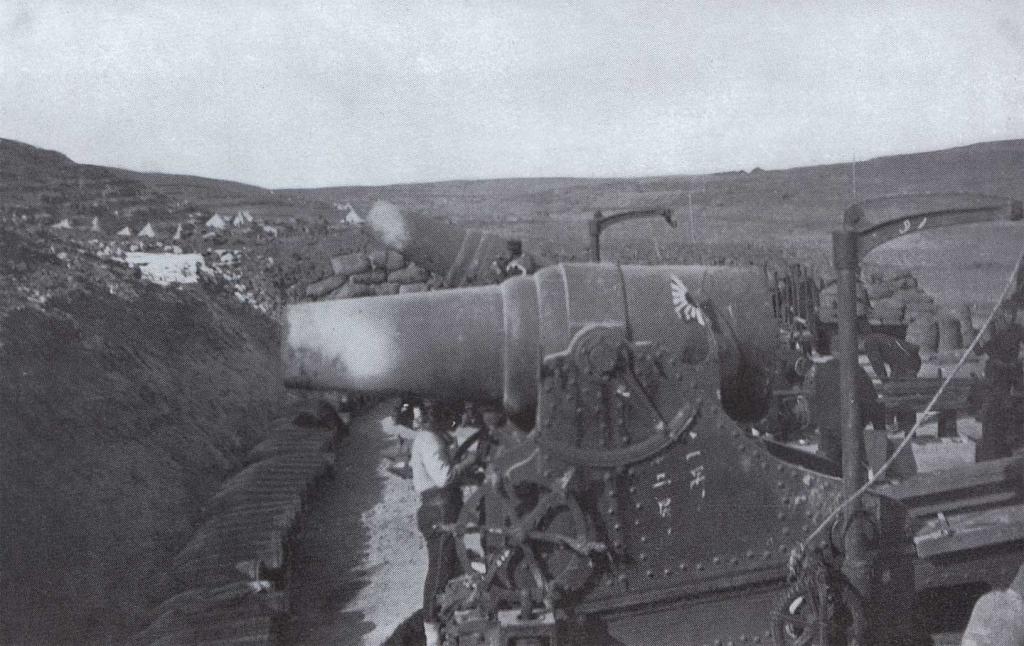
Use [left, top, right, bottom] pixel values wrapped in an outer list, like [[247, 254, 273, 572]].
[[696, 563, 704, 571], [638, 552, 646, 561], [639, 535, 647, 543], [663, 568, 672, 576], [646, 569, 654, 578], [712, 556, 720, 565]]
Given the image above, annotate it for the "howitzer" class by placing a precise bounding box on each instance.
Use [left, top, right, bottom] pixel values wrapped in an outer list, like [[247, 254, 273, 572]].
[[285, 263, 852, 644], [284, 194, 1024, 645]]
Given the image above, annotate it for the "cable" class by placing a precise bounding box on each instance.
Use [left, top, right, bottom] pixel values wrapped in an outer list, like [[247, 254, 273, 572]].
[[796, 239, 1024, 551]]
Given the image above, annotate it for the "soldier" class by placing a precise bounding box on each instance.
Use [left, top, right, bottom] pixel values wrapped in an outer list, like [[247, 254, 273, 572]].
[[973, 303, 1024, 461], [863, 332, 921, 432], [491, 239, 536, 282], [811, 358, 887, 467], [404, 400, 480, 646]]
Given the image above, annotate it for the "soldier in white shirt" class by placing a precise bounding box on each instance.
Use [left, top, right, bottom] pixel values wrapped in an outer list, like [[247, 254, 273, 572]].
[[402, 399, 479, 646]]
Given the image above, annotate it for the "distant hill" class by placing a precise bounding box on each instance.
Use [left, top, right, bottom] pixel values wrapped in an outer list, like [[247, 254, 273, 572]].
[[279, 139, 1024, 228], [0, 138, 169, 222], [4, 137, 1022, 236], [111, 168, 272, 205]]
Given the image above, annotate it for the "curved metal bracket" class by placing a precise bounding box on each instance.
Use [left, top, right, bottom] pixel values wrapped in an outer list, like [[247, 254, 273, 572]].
[[841, 192, 1021, 260], [589, 208, 675, 261], [536, 399, 701, 468]]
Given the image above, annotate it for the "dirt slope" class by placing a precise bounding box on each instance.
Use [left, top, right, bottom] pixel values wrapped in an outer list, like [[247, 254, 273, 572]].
[[0, 229, 285, 644]]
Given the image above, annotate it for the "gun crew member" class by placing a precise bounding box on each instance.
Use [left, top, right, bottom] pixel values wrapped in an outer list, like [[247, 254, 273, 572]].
[[811, 358, 887, 468], [491, 239, 536, 282], [863, 332, 922, 432], [405, 399, 480, 646], [973, 303, 1024, 461]]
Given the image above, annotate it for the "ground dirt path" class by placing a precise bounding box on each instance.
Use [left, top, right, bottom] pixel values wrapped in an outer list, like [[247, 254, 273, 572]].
[[280, 402, 425, 646]]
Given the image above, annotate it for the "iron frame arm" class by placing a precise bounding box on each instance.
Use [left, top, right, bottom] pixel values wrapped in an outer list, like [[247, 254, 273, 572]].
[[589, 208, 675, 261]]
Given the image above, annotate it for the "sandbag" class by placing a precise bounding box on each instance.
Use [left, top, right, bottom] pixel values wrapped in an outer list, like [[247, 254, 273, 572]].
[[936, 316, 963, 351], [328, 281, 376, 299], [367, 248, 405, 271], [388, 262, 430, 285], [866, 282, 895, 300], [906, 317, 939, 353], [897, 289, 934, 306], [330, 252, 371, 277], [305, 273, 348, 299], [905, 301, 938, 320], [955, 303, 976, 340], [349, 269, 388, 285], [398, 282, 428, 294]]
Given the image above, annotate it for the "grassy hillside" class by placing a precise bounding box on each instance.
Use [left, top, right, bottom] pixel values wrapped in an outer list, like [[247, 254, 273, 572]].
[[0, 228, 286, 644]]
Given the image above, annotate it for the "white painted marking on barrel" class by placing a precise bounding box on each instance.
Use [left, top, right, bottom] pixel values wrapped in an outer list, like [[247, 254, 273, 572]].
[[671, 275, 707, 326]]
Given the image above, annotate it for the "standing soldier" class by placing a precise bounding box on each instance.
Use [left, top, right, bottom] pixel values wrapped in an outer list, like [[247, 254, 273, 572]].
[[811, 358, 887, 467], [973, 303, 1024, 461], [863, 332, 922, 432], [404, 400, 480, 646]]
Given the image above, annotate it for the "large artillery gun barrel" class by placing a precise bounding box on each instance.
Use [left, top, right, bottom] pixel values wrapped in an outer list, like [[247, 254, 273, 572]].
[[284, 263, 780, 422]]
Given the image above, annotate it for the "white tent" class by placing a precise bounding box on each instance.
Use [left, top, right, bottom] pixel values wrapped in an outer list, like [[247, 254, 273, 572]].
[[340, 204, 364, 225], [205, 213, 228, 229], [51, 218, 72, 229], [117, 226, 132, 237], [138, 222, 157, 238]]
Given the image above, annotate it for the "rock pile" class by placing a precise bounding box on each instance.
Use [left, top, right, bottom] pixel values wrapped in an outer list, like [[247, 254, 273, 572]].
[[303, 249, 444, 301]]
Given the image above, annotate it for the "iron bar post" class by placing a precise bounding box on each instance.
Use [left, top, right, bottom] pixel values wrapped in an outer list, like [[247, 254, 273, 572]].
[[589, 211, 602, 262], [833, 228, 874, 644]]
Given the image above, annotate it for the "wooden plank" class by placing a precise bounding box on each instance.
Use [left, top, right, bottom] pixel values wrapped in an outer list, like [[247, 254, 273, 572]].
[[914, 503, 1024, 558], [874, 457, 1022, 502]]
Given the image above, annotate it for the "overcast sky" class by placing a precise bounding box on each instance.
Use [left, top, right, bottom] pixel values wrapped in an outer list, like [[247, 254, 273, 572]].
[[2, 1, 1022, 188]]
